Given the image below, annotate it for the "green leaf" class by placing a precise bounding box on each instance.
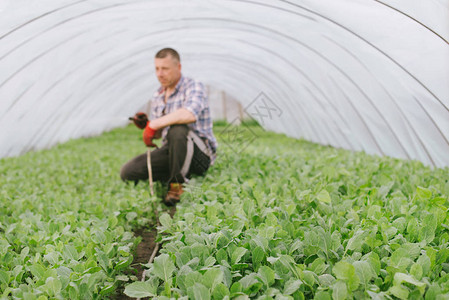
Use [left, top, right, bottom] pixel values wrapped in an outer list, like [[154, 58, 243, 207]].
[[417, 254, 431, 277], [363, 252, 380, 275], [187, 283, 211, 300], [393, 272, 426, 294], [418, 214, 437, 244], [425, 283, 442, 300], [318, 274, 336, 287], [192, 243, 210, 263], [100, 282, 116, 296], [44, 277, 62, 296], [266, 212, 278, 226], [244, 282, 262, 297], [239, 273, 258, 289], [178, 268, 202, 290], [212, 283, 230, 299], [389, 247, 413, 271], [124, 281, 157, 298], [416, 186, 432, 200], [277, 255, 301, 279], [304, 230, 320, 256], [309, 257, 326, 275], [315, 290, 331, 300], [29, 264, 46, 280], [44, 252, 59, 265], [231, 247, 247, 265], [239, 273, 262, 296], [56, 266, 71, 289], [392, 217, 407, 233], [216, 248, 228, 264], [367, 205, 382, 219], [116, 275, 129, 281], [126, 211, 138, 221], [353, 261, 376, 288], [346, 229, 367, 252], [332, 280, 348, 300], [63, 245, 78, 261], [289, 240, 303, 254], [410, 263, 423, 280], [283, 278, 303, 295], [332, 261, 359, 291], [301, 270, 317, 287], [256, 266, 275, 288], [159, 213, 173, 229], [252, 246, 265, 268], [96, 250, 110, 272], [0, 270, 9, 285], [389, 285, 409, 300], [204, 256, 216, 267], [233, 295, 250, 300], [407, 218, 419, 241], [108, 215, 118, 228], [230, 281, 243, 294], [153, 254, 176, 283], [203, 268, 223, 290], [115, 255, 133, 271], [317, 190, 331, 203]]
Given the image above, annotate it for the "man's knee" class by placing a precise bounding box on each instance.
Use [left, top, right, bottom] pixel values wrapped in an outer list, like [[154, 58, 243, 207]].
[[120, 164, 130, 181], [120, 159, 139, 182], [120, 164, 142, 186], [166, 124, 189, 140]]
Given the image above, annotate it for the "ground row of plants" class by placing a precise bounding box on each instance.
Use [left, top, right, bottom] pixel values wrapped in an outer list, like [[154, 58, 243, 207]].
[[0, 126, 158, 299], [125, 123, 449, 299], [1, 122, 449, 299]]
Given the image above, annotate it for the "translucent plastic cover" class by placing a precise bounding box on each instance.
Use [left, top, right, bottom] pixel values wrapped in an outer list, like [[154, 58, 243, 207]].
[[1, 0, 448, 167]]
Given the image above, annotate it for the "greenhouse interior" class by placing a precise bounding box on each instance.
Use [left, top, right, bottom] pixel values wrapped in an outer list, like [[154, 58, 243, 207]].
[[1, 0, 449, 299]]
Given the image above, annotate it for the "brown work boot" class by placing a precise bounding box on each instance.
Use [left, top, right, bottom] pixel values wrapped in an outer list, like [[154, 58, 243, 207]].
[[163, 183, 184, 206]]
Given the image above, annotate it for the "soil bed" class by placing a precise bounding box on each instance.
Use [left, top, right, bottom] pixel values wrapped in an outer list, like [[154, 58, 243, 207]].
[[111, 226, 157, 299], [112, 204, 177, 299]]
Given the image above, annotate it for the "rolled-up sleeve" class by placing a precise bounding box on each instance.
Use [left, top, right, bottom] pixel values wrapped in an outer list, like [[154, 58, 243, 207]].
[[183, 81, 205, 121]]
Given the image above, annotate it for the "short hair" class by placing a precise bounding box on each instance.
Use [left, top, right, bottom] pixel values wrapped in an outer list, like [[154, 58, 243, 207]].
[[155, 48, 180, 62]]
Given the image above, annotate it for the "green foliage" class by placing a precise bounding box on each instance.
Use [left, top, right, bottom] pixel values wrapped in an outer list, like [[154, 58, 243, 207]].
[[3, 122, 449, 299], [124, 280, 157, 297], [125, 122, 449, 298], [0, 126, 156, 298]]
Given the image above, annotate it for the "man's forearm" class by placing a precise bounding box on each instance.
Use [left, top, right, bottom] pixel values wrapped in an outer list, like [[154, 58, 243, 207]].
[[150, 108, 196, 130]]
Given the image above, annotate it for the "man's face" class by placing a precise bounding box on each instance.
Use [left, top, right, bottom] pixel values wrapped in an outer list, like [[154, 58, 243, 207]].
[[154, 55, 181, 89]]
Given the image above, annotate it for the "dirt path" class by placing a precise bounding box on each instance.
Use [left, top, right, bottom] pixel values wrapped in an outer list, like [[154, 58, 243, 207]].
[[112, 205, 177, 299], [111, 226, 158, 300], [133, 227, 158, 280]]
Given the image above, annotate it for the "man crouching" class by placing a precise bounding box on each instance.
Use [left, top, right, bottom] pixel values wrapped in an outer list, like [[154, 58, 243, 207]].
[[121, 48, 217, 206]]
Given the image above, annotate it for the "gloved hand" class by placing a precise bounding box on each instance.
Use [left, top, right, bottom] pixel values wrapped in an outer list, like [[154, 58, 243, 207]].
[[129, 112, 148, 129], [143, 122, 158, 147]]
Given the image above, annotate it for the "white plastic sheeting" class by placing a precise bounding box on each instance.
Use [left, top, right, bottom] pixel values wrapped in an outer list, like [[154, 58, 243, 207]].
[[1, 0, 448, 167]]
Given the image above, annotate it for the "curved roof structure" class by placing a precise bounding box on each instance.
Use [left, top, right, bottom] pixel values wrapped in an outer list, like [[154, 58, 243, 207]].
[[1, 0, 448, 167]]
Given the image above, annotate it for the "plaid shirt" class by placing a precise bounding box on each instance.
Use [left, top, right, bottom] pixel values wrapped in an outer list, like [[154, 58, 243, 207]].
[[150, 75, 217, 163]]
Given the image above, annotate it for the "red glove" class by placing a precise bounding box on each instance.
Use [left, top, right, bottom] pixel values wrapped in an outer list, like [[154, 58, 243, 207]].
[[129, 112, 148, 129], [143, 122, 157, 147]]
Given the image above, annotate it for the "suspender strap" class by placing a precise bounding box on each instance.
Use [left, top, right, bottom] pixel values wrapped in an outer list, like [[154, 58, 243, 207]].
[[180, 130, 212, 178]]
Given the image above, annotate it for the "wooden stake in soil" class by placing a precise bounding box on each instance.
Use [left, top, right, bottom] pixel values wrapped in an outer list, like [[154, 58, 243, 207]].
[[147, 147, 154, 196], [142, 148, 159, 282], [137, 148, 160, 298]]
